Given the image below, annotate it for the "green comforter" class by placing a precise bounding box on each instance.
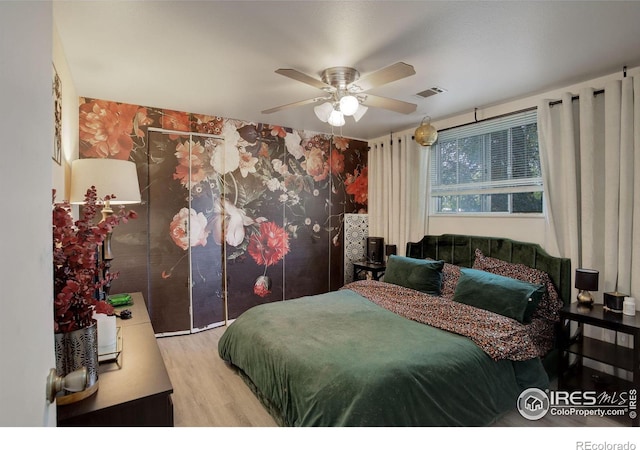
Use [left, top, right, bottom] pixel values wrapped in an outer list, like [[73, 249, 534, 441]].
[[218, 287, 548, 426]]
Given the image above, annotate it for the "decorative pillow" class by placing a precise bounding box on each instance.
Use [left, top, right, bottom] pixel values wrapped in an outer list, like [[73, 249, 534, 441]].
[[384, 255, 444, 295], [428, 260, 461, 299], [453, 268, 545, 323], [441, 263, 461, 298], [472, 249, 563, 322]]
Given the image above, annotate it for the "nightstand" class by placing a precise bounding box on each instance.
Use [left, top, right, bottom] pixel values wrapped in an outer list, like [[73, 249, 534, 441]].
[[352, 260, 386, 282], [558, 303, 639, 426]]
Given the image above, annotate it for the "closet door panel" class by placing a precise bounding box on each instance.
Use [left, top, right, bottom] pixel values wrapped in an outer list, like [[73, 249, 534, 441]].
[[146, 130, 191, 333], [223, 122, 288, 319], [280, 133, 331, 299], [189, 135, 225, 329], [283, 184, 331, 299]]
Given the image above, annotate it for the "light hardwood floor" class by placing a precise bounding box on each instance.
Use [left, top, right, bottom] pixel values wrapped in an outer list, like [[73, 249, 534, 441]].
[[156, 325, 624, 428]]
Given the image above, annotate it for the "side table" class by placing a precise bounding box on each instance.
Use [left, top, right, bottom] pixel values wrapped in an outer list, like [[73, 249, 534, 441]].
[[558, 303, 639, 426], [352, 260, 386, 282]]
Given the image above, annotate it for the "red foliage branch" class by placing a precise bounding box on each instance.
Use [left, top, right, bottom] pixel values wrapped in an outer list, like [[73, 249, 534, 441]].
[[52, 186, 137, 333]]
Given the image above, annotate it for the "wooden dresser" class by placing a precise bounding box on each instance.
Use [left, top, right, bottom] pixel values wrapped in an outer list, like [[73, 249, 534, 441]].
[[57, 293, 174, 426]]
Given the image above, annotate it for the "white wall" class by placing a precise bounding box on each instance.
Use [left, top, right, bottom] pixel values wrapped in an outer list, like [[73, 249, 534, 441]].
[[377, 65, 640, 249], [428, 215, 546, 246], [0, 2, 55, 426]]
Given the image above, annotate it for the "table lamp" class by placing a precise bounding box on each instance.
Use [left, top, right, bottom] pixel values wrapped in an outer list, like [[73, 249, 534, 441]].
[[385, 244, 397, 262], [575, 268, 599, 307], [70, 158, 141, 297]]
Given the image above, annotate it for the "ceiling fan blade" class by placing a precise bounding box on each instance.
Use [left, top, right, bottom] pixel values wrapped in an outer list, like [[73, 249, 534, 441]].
[[349, 62, 416, 92], [361, 94, 417, 115], [275, 68, 332, 91], [261, 96, 329, 114]]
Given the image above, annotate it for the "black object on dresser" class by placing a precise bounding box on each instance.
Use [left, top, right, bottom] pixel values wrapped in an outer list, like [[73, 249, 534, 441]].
[[558, 303, 639, 426], [57, 293, 174, 426]]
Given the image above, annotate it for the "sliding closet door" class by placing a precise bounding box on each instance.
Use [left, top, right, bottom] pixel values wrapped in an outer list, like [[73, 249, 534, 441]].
[[144, 125, 369, 326], [283, 135, 333, 299], [188, 134, 225, 330], [224, 124, 286, 319], [146, 130, 226, 333], [281, 134, 369, 298], [146, 130, 192, 333]]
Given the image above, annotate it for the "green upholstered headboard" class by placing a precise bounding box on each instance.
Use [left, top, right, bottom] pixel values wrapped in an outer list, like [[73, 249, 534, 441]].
[[405, 234, 571, 307]]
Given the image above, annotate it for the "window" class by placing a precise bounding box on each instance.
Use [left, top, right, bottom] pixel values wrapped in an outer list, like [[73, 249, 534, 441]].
[[429, 109, 542, 215]]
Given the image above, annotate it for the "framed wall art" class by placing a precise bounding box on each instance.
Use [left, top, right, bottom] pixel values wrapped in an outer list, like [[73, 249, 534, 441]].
[[52, 63, 62, 165]]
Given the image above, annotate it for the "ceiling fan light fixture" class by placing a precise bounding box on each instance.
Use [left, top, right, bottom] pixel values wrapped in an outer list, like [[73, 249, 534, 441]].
[[327, 109, 345, 127], [352, 104, 368, 122], [266, 63, 417, 125], [314, 102, 334, 122], [339, 95, 359, 116]]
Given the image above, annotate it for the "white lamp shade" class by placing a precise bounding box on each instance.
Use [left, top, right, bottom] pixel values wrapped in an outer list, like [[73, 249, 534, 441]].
[[353, 104, 368, 122], [70, 159, 141, 205], [327, 110, 345, 127], [339, 95, 359, 116], [314, 102, 334, 122]]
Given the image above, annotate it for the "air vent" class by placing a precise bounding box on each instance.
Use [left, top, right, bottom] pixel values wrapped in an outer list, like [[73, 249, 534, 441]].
[[416, 86, 447, 98]]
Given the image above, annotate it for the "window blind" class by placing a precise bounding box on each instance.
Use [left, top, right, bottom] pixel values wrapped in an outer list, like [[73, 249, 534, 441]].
[[429, 109, 542, 214]]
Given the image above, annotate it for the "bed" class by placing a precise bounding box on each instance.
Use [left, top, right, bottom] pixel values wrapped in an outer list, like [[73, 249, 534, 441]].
[[218, 234, 571, 426]]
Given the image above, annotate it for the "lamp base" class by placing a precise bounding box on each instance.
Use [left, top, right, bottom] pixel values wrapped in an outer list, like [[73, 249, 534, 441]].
[[577, 290, 594, 308]]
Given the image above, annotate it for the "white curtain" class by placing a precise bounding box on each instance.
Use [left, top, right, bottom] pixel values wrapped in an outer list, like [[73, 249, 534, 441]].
[[538, 76, 639, 301], [368, 132, 429, 256]]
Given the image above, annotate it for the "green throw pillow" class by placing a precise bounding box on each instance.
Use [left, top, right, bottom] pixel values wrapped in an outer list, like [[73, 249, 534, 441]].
[[384, 255, 444, 295], [453, 268, 544, 323]]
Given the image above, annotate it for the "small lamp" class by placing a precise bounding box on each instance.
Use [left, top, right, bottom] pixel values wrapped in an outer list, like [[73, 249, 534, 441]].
[[70, 158, 141, 297], [575, 268, 599, 307], [385, 244, 397, 262], [352, 103, 368, 122], [314, 102, 334, 122], [414, 116, 438, 146], [327, 109, 345, 127], [339, 95, 359, 116]]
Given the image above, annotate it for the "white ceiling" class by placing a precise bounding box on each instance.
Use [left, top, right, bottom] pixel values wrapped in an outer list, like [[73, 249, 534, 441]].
[[53, 1, 640, 141]]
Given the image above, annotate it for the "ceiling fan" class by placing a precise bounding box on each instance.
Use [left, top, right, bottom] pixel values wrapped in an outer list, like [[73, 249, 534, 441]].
[[261, 62, 417, 126]]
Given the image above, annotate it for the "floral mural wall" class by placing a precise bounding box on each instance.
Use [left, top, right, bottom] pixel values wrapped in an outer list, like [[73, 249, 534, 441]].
[[78, 97, 368, 333]]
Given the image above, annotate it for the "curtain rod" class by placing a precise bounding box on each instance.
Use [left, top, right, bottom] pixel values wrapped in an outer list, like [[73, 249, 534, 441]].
[[548, 88, 604, 107], [434, 88, 608, 135], [391, 84, 611, 144], [416, 66, 627, 136], [434, 105, 537, 134]]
